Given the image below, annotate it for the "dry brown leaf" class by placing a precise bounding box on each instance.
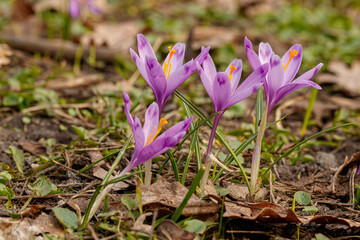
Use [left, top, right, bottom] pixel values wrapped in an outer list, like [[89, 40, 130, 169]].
[[34, 0, 110, 14], [142, 175, 219, 216], [18, 139, 43, 155], [0, 213, 64, 240], [339, 152, 360, 175], [222, 181, 268, 200], [327, 96, 360, 110], [46, 74, 103, 90], [222, 181, 249, 199], [20, 205, 46, 218], [68, 194, 124, 214], [302, 215, 360, 228], [203, 179, 222, 203], [244, 0, 285, 16], [318, 60, 360, 96], [0, 44, 13, 67], [132, 212, 153, 235], [196, 0, 239, 14], [224, 201, 252, 217], [156, 219, 196, 240], [87, 151, 129, 191], [191, 26, 239, 49], [328, 152, 360, 194], [87, 151, 103, 167], [176, 26, 239, 50], [33, 0, 66, 13], [224, 201, 360, 228], [92, 167, 129, 190], [80, 22, 138, 52], [12, 0, 34, 21]]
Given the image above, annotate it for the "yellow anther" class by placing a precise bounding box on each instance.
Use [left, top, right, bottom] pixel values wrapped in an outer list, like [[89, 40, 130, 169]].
[[282, 49, 298, 72], [163, 46, 177, 79], [228, 65, 237, 82], [145, 118, 168, 146]]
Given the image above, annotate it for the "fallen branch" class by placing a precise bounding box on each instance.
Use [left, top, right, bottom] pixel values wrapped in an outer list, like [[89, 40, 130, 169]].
[[0, 34, 124, 63]]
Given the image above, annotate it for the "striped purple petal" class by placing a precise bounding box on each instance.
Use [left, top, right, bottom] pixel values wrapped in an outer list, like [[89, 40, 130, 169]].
[[212, 72, 231, 112], [282, 44, 303, 84]]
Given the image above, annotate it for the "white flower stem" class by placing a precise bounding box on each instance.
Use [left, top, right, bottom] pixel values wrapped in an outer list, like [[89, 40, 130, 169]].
[[250, 105, 268, 195]]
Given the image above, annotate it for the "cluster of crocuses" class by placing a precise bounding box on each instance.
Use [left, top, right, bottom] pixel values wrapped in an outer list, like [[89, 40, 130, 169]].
[[118, 34, 322, 194], [68, 0, 101, 19]]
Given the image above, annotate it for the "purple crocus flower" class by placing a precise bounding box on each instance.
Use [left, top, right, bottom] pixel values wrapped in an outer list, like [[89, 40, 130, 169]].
[[130, 34, 210, 113], [244, 37, 323, 115], [119, 92, 193, 176], [196, 54, 269, 113], [68, 0, 101, 19]]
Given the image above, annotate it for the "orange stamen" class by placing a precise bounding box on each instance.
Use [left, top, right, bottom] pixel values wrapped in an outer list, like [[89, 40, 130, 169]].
[[282, 49, 298, 72], [163, 46, 177, 79], [228, 65, 237, 82], [145, 118, 168, 146]]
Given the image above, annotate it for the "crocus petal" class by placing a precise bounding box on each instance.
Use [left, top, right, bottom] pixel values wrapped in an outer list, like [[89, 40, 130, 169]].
[[269, 79, 322, 114], [133, 117, 145, 153], [202, 53, 217, 81], [123, 92, 134, 127], [143, 102, 160, 141], [68, 0, 81, 18], [159, 117, 193, 139], [164, 60, 194, 101], [244, 37, 261, 70], [189, 46, 211, 75], [258, 42, 273, 64], [212, 72, 231, 112], [293, 63, 323, 83], [135, 117, 193, 165], [167, 46, 210, 92], [130, 48, 153, 88], [266, 54, 284, 105], [197, 62, 214, 102], [85, 0, 102, 14], [135, 133, 185, 166], [195, 46, 211, 65], [145, 56, 167, 105], [137, 34, 157, 62], [236, 63, 268, 91], [163, 42, 185, 75], [226, 64, 268, 108], [225, 59, 242, 93], [282, 44, 302, 84]]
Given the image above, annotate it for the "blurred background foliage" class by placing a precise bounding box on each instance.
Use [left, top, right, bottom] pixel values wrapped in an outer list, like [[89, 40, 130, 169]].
[[0, 0, 360, 74]]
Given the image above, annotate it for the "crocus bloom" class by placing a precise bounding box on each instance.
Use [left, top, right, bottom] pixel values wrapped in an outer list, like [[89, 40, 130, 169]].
[[130, 34, 210, 113], [196, 54, 269, 113], [119, 92, 193, 176], [68, 0, 101, 19], [244, 37, 323, 115]]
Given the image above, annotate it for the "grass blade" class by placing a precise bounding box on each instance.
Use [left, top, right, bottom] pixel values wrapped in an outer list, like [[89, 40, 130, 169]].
[[81, 135, 133, 229], [78, 149, 122, 174], [166, 150, 180, 182], [174, 90, 251, 192], [181, 102, 203, 184], [212, 114, 288, 183], [300, 88, 318, 137], [263, 122, 354, 176], [171, 167, 205, 222], [105, 170, 143, 185], [156, 111, 219, 176]]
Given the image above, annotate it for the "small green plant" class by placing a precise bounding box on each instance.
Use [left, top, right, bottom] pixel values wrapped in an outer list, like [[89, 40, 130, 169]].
[[0, 171, 15, 209]]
